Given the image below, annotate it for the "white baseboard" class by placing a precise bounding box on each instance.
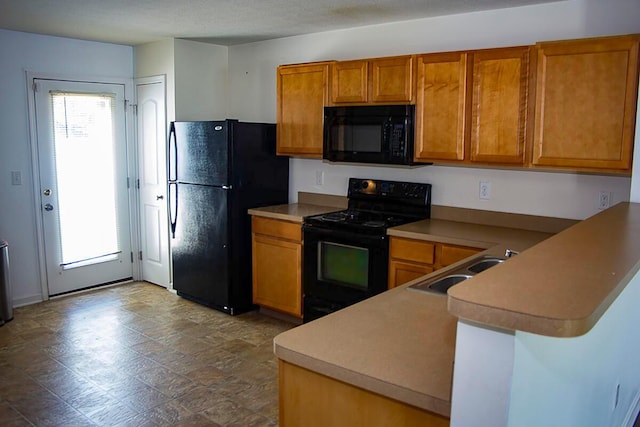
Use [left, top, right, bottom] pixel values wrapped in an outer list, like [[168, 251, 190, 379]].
[[13, 294, 44, 307]]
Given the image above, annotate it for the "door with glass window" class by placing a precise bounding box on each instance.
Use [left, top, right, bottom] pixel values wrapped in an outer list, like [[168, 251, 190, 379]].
[[33, 79, 133, 295]]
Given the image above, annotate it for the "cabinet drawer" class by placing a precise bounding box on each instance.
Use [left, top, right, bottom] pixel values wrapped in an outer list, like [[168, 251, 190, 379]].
[[388, 260, 434, 289], [389, 237, 435, 265], [252, 216, 301, 241], [439, 244, 482, 267]]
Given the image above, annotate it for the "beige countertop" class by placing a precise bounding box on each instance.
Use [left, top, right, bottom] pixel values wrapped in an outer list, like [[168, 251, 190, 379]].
[[448, 202, 640, 337], [273, 202, 640, 417], [274, 282, 458, 417], [273, 216, 551, 417], [248, 203, 340, 223], [387, 217, 551, 253]]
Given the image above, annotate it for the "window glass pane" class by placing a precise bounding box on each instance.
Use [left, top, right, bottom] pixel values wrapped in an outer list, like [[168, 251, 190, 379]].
[[51, 92, 120, 267]]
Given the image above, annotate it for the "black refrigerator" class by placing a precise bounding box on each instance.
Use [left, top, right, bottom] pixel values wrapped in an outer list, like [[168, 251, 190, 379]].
[[168, 120, 289, 314]]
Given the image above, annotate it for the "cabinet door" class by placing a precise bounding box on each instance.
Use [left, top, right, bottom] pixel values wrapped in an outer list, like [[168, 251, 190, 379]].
[[252, 234, 302, 317], [332, 60, 368, 104], [370, 56, 414, 103], [438, 244, 482, 268], [252, 216, 301, 241], [414, 52, 470, 162], [532, 35, 640, 173], [389, 237, 435, 265], [388, 260, 434, 289], [279, 360, 450, 427], [470, 47, 531, 165], [277, 62, 331, 158]]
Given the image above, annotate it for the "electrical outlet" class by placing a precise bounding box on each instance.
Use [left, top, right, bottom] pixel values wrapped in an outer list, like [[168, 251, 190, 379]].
[[479, 181, 491, 200], [10, 171, 22, 186], [598, 191, 611, 210], [315, 170, 324, 186]]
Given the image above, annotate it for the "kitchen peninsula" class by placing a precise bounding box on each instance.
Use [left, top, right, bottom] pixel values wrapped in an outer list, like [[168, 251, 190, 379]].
[[272, 202, 640, 426]]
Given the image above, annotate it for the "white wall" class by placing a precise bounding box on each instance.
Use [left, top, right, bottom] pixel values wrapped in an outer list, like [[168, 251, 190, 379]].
[[227, 0, 640, 220], [451, 269, 640, 427], [135, 39, 176, 121], [630, 77, 640, 203], [0, 29, 133, 305], [450, 322, 515, 427], [507, 270, 640, 426], [135, 39, 229, 122], [174, 39, 229, 121]]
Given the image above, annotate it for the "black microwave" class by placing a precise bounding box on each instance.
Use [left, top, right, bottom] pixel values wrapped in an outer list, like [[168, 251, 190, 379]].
[[323, 104, 416, 165]]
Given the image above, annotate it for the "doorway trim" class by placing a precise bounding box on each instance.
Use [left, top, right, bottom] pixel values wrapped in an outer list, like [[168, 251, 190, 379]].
[[25, 70, 140, 300]]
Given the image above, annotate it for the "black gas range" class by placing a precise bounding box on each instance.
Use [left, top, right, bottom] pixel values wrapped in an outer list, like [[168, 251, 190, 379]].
[[302, 178, 432, 322]]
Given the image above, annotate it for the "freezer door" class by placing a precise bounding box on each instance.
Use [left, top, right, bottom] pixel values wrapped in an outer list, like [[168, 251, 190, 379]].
[[171, 183, 229, 307], [171, 121, 229, 186]]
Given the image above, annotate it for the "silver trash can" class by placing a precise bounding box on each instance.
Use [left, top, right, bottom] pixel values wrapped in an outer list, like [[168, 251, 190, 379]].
[[0, 240, 13, 325]]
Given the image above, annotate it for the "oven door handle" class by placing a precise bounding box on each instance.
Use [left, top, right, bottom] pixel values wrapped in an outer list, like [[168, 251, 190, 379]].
[[302, 225, 387, 244]]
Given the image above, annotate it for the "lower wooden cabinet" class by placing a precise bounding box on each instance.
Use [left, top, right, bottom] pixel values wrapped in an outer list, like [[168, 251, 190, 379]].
[[251, 216, 302, 318], [389, 236, 483, 288], [439, 244, 483, 268], [279, 360, 449, 427]]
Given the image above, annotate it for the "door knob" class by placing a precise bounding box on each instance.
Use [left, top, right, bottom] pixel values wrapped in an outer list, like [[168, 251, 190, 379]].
[[44, 203, 54, 211], [156, 195, 164, 200]]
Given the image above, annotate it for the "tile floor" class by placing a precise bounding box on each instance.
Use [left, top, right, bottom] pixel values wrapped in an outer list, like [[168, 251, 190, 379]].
[[0, 282, 295, 426]]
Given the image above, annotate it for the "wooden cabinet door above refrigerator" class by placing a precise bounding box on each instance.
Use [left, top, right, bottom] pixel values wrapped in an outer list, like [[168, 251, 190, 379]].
[[277, 62, 332, 158]]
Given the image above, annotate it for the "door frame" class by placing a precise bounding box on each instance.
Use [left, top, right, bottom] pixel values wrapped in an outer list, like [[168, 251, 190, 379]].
[[26, 71, 141, 300]]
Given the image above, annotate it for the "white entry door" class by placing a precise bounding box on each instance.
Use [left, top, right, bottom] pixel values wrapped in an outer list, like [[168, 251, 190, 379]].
[[33, 78, 133, 295], [136, 78, 170, 288]]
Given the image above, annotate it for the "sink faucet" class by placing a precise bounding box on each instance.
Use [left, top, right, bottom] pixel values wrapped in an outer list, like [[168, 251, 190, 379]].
[[505, 249, 519, 258]]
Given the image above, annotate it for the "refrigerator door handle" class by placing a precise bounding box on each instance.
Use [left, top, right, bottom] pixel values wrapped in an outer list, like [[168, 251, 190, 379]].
[[169, 182, 178, 238], [168, 122, 177, 182]]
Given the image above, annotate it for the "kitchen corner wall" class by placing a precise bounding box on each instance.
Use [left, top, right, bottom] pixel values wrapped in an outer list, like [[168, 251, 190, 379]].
[[228, 0, 640, 220], [135, 38, 229, 122]]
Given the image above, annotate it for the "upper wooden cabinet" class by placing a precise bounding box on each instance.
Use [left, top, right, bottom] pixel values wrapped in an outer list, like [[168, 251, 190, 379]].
[[532, 35, 640, 174], [469, 47, 532, 165], [277, 62, 332, 158], [331, 60, 369, 103], [414, 52, 469, 162], [276, 34, 638, 172], [331, 56, 414, 105], [414, 47, 532, 165]]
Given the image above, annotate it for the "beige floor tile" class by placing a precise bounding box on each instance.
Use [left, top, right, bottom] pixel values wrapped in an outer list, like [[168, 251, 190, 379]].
[[0, 282, 294, 426]]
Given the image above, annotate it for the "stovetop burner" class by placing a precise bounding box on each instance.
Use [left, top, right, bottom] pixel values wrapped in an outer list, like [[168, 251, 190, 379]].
[[303, 178, 432, 235], [315, 209, 412, 228]]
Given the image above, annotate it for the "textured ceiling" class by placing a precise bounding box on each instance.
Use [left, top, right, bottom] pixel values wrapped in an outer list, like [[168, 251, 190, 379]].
[[0, 0, 562, 46]]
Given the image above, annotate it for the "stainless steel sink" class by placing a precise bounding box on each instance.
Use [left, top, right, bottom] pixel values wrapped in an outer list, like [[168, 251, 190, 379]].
[[408, 254, 507, 296], [467, 258, 504, 273]]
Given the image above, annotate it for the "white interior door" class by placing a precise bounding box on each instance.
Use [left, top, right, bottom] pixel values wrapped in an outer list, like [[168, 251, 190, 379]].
[[136, 78, 170, 288], [33, 78, 133, 295]]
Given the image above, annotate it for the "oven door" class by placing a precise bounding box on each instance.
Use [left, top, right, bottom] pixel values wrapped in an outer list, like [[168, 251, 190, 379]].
[[303, 224, 389, 308]]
